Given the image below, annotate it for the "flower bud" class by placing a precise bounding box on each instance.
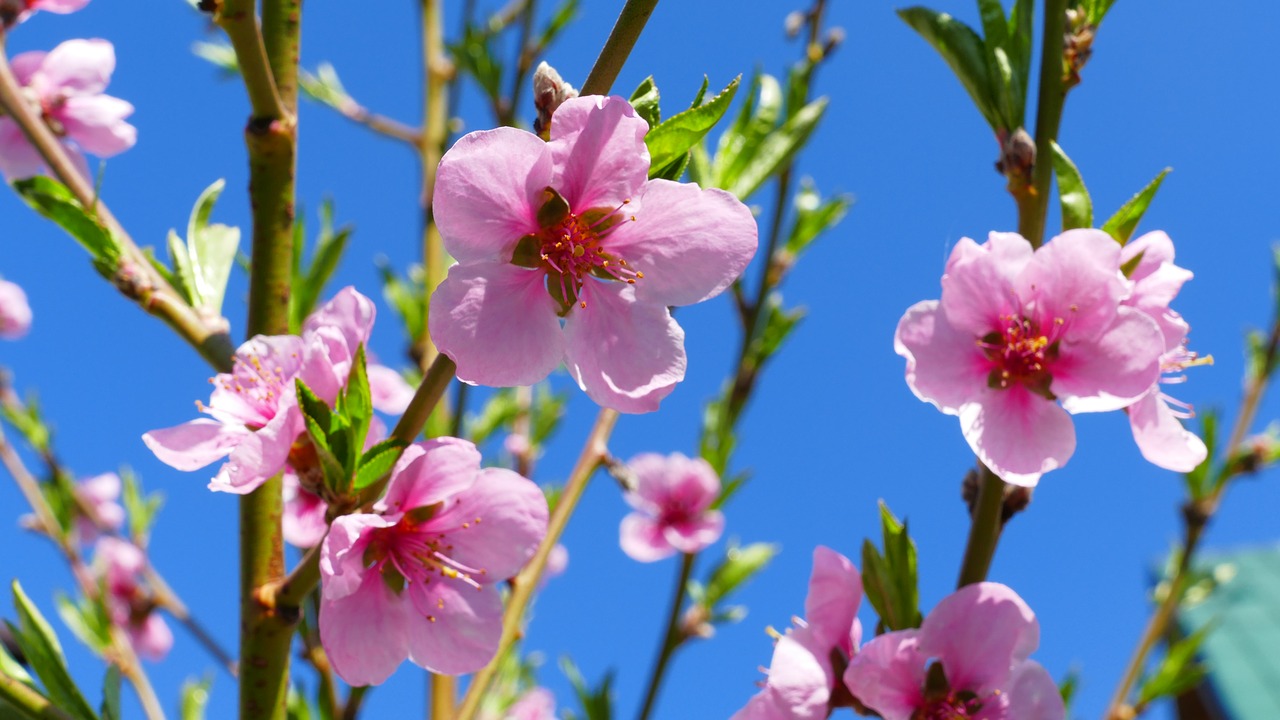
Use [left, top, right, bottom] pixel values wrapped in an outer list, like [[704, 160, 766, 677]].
[[532, 61, 578, 141]]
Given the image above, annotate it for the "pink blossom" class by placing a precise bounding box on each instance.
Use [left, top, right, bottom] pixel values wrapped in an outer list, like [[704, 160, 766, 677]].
[[619, 452, 724, 562], [0, 279, 32, 339], [1119, 231, 1207, 472], [0, 39, 135, 181], [732, 547, 862, 720], [428, 95, 758, 413], [894, 230, 1165, 485], [0, 0, 89, 28], [319, 438, 547, 685], [504, 688, 557, 720], [844, 582, 1063, 720], [73, 472, 124, 541], [92, 537, 173, 661]]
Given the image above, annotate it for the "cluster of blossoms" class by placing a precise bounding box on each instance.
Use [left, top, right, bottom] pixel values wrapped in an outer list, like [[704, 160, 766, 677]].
[[0, 277, 31, 338], [895, 229, 1203, 485], [619, 452, 725, 562], [733, 548, 1064, 720], [91, 536, 173, 661]]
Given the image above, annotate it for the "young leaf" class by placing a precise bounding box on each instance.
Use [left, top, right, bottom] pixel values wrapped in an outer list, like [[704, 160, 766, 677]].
[[785, 180, 853, 258], [644, 76, 740, 176], [167, 229, 197, 306], [700, 542, 778, 610], [354, 439, 407, 491], [344, 344, 373, 464], [1135, 624, 1213, 707], [538, 0, 580, 49], [101, 666, 122, 720], [1101, 168, 1171, 244], [560, 657, 614, 720], [180, 675, 214, 720], [182, 179, 240, 314], [898, 8, 1000, 130], [292, 201, 353, 332], [1050, 141, 1093, 230], [13, 177, 122, 277], [712, 72, 782, 191], [725, 97, 827, 200], [629, 76, 661, 128], [9, 581, 97, 720], [859, 502, 923, 632]]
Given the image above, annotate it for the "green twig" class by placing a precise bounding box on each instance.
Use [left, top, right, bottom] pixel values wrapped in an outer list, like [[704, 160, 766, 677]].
[[955, 465, 1005, 587], [0, 669, 75, 720], [1021, 0, 1067, 247], [636, 553, 695, 720], [579, 0, 661, 96]]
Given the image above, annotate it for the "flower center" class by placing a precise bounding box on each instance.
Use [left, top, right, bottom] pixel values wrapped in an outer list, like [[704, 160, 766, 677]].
[[205, 350, 293, 426], [979, 313, 1063, 396], [364, 511, 488, 620], [914, 693, 986, 720]]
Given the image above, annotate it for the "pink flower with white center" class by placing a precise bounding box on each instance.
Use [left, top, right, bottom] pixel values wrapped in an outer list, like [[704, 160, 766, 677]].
[[0, 0, 89, 28], [894, 230, 1165, 485], [844, 582, 1063, 720], [0, 39, 135, 181], [0, 278, 32, 338], [732, 547, 862, 720], [73, 472, 124, 541], [1118, 231, 1207, 472], [619, 452, 724, 562], [428, 95, 758, 413], [319, 438, 547, 685], [92, 537, 173, 661]]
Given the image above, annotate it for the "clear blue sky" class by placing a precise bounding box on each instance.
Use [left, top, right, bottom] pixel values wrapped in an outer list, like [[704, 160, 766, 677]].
[[3, 1, 1279, 718]]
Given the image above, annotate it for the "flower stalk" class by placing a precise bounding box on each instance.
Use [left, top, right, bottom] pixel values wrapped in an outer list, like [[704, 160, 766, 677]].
[[1021, 0, 1067, 248], [636, 552, 696, 720], [579, 0, 661, 96], [955, 465, 1005, 587]]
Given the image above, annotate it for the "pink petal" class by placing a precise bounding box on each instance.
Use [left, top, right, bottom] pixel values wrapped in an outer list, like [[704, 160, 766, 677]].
[[36, 39, 114, 95], [303, 286, 375, 366], [406, 580, 504, 675], [208, 404, 303, 494], [376, 438, 481, 515], [367, 363, 414, 414], [729, 692, 792, 720], [142, 418, 244, 471], [58, 95, 135, 157], [895, 300, 989, 413], [564, 282, 686, 414], [758, 628, 832, 720], [1004, 661, 1066, 720], [619, 513, 674, 562], [1121, 231, 1176, 279], [320, 568, 414, 686], [959, 387, 1075, 487], [434, 127, 551, 263], [506, 688, 557, 720], [320, 514, 397, 601], [1017, 229, 1125, 340], [282, 474, 330, 549], [0, 117, 45, 181], [605, 179, 758, 306], [842, 630, 926, 720], [622, 453, 669, 512], [1054, 308, 1163, 413], [804, 546, 863, 653], [10, 52, 47, 86], [0, 278, 33, 339], [663, 511, 724, 554], [427, 466, 548, 580], [548, 95, 650, 211], [940, 233, 1033, 335], [129, 614, 173, 662], [1127, 389, 1207, 472], [30, 0, 91, 13], [429, 262, 565, 388], [917, 582, 1039, 694]]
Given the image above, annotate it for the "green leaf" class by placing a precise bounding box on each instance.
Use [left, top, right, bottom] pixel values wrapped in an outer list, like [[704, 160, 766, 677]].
[[725, 97, 827, 200], [180, 675, 214, 720], [859, 502, 922, 632], [628, 76, 661, 128], [181, 179, 240, 314], [1136, 623, 1213, 706], [449, 25, 504, 104], [100, 666, 122, 720], [299, 63, 352, 110], [700, 542, 778, 610], [295, 380, 333, 449], [785, 180, 852, 258], [465, 389, 520, 445], [54, 593, 110, 655], [0, 636, 34, 687], [295, 379, 349, 492], [1050, 141, 1093, 230], [560, 657, 614, 720], [13, 177, 121, 277], [1085, 0, 1117, 26], [755, 294, 805, 361], [976, 0, 1010, 49], [120, 468, 163, 545], [530, 385, 568, 446], [344, 344, 373, 469], [292, 201, 353, 332], [537, 0, 580, 49], [1101, 168, 1171, 244], [9, 581, 97, 720], [1184, 410, 1217, 501], [898, 7, 1000, 130], [354, 439, 407, 491], [645, 76, 740, 176], [378, 261, 426, 343], [167, 230, 197, 306], [192, 41, 240, 74], [712, 72, 782, 191]]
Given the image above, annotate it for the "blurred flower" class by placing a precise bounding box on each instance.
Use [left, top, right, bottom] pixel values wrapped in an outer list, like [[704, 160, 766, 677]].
[[0, 278, 32, 339], [894, 230, 1164, 485], [844, 582, 1063, 720], [319, 438, 547, 685], [1119, 231, 1207, 472], [619, 452, 724, 562], [0, 0, 90, 29], [504, 687, 557, 720], [93, 537, 172, 661], [732, 547, 862, 720], [73, 471, 124, 541], [0, 39, 135, 181], [429, 95, 758, 413]]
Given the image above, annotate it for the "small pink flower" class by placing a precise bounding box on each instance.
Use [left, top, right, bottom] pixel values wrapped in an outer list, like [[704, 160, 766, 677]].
[[0, 278, 32, 339], [73, 472, 124, 541], [895, 230, 1165, 485], [92, 537, 172, 661], [504, 687, 557, 720], [428, 95, 758, 413], [0, 39, 135, 181], [619, 452, 724, 562], [0, 0, 89, 28], [319, 438, 548, 685], [732, 547, 862, 720], [844, 582, 1063, 720], [1119, 231, 1207, 472]]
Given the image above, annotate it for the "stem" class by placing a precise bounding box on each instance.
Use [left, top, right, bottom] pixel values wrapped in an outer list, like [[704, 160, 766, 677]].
[[212, 0, 286, 120], [955, 465, 1005, 587], [636, 553, 695, 720], [342, 686, 370, 720], [0, 45, 234, 372], [0, 669, 75, 720], [417, 0, 450, 371], [430, 675, 456, 720], [343, 107, 423, 146], [454, 408, 620, 720], [579, 0, 661, 96], [1021, 0, 1067, 248]]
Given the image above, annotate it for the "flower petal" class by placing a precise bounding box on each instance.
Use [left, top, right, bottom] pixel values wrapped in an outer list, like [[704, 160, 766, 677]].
[[434, 127, 551, 263], [1054, 307, 1163, 413], [1127, 389, 1208, 472], [843, 630, 926, 720], [208, 404, 302, 494], [30, 0, 91, 14], [960, 387, 1075, 487], [548, 95, 650, 210], [129, 614, 173, 662], [36, 39, 114, 95], [428, 467, 548, 580], [663, 512, 724, 555], [368, 363, 414, 414], [605, 179, 758, 306], [429, 262, 565, 388], [142, 418, 244, 471], [804, 546, 863, 653], [1004, 661, 1066, 720], [406, 581, 504, 675], [1017, 229, 1125, 340], [895, 300, 989, 414], [918, 582, 1039, 694], [619, 514, 674, 562], [940, 233, 1033, 336], [320, 513, 396, 601], [320, 568, 414, 686], [0, 117, 45, 181], [58, 95, 135, 157], [564, 282, 686, 414], [376, 438, 481, 514], [9, 51, 47, 86]]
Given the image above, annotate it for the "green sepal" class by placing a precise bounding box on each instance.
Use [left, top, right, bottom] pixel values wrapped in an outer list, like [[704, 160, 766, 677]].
[[1050, 141, 1093, 231], [1101, 168, 1171, 244], [644, 75, 740, 178], [354, 438, 408, 491], [14, 177, 122, 278], [511, 235, 543, 268], [537, 187, 571, 229]]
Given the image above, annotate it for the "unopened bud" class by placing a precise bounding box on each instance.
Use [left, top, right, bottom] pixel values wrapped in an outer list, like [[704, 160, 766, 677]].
[[823, 27, 846, 56], [995, 127, 1036, 184], [680, 604, 714, 640], [784, 11, 805, 38], [532, 61, 578, 141]]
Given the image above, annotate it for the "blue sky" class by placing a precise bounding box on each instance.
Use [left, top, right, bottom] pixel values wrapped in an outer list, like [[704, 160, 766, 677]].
[[3, 1, 1279, 718]]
